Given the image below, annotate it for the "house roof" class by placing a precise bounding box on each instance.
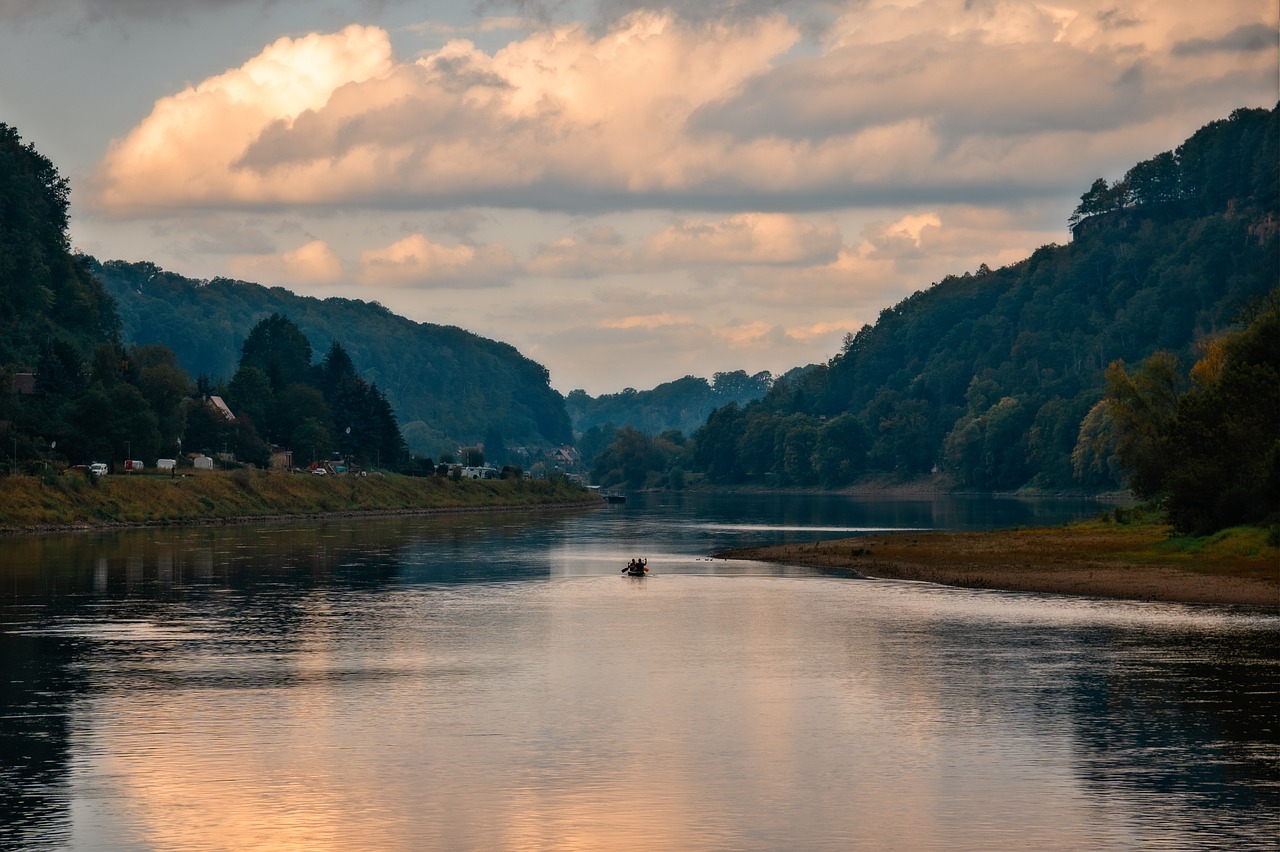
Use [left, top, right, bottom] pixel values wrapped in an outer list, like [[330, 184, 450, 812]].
[[208, 395, 236, 422]]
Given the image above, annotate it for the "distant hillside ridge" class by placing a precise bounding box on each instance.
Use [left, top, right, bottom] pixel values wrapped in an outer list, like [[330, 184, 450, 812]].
[[566, 370, 778, 437], [690, 104, 1279, 491], [94, 261, 571, 455]]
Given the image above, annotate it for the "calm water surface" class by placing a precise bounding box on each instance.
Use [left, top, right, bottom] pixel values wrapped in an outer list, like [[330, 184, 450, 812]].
[[1, 493, 1276, 850]]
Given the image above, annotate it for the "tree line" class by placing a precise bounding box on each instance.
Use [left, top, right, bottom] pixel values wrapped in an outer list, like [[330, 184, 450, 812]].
[[0, 123, 408, 473], [93, 258, 572, 456], [582, 105, 1279, 536], [1096, 297, 1278, 534]]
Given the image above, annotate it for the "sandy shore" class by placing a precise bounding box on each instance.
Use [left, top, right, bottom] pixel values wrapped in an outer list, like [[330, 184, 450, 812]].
[[718, 525, 1279, 609]]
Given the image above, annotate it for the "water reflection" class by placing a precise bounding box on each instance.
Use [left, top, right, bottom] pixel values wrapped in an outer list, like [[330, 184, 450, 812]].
[[1, 495, 1275, 850]]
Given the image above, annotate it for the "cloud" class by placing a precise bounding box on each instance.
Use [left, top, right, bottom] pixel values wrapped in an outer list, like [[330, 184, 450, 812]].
[[91, 23, 396, 213], [359, 234, 516, 287], [786, 319, 856, 342], [159, 216, 278, 256], [642, 213, 842, 266], [407, 16, 535, 37], [712, 320, 776, 348], [601, 312, 696, 330], [0, 0, 261, 24], [1172, 23, 1277, 57], [90, 3, 1276, 218], [527, 213, 842, 277], [229, 239, 344, 284], [863, 213, 943, 262], [527, 225, 633, 278]]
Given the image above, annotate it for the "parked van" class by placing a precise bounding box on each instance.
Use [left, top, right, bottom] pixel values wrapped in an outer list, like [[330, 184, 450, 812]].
[[88, 462, 108, 477]]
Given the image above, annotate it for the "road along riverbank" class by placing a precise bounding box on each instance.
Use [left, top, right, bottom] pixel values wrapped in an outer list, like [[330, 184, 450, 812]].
[[718, 519, 1278, 608]]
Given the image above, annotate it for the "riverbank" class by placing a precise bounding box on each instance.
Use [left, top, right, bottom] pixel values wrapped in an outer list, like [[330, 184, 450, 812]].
[[718, 517, 1279, 608], [0, 469, 601, 534]]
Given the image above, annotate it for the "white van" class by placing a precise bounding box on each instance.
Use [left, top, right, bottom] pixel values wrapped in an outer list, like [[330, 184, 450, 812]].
[[88, 462, 109, 477]]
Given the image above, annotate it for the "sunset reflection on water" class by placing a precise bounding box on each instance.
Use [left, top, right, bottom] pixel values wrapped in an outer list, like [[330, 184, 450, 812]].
[[3, 496, 1275, 850]]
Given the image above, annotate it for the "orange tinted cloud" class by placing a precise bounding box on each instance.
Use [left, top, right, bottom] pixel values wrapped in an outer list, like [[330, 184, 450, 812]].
[[229, 239, 344, 285], [359, 234, 516, 287], [89, 4, 1274, 216], [91, 24, 394, 213]]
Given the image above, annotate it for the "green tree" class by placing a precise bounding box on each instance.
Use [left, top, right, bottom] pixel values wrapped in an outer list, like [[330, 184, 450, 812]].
[[692, 403, 746, 483], [133, 345, 192, 454], [183, 397, 236, 458], [1103, 352, 1184, 498], [0, 124, 117, 366], [812, 414, 871, 487], [1124, 151, 1182, 209], [1163, 304, 1280, 533], [225, 365, 272, 436], [1069, 177, 1122, 228], [239, 313, 313, 393], [274, 382, 331, 446], [1071, 400, 1124, 487], [292, 417, 335, 464]]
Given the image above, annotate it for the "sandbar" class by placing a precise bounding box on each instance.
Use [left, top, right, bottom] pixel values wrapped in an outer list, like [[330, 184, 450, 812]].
[[718, 525, 1279, 609]]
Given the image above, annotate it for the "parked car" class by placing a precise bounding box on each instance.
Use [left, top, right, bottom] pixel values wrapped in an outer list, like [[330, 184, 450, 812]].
[[88, 462, 109, 477]]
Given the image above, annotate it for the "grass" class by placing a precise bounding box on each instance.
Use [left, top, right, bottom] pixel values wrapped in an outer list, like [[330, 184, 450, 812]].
[[0, 469, 599, 531], [717, 509, 1279, 607]]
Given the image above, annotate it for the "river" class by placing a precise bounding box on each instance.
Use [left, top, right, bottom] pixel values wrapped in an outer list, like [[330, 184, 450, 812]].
[[1, 493, 1276, 850]]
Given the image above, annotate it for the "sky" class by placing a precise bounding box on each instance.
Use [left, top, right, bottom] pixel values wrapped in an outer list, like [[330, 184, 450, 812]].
[[1, 1, 1275, 395]]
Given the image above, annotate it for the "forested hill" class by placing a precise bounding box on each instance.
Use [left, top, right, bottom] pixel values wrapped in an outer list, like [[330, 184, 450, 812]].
[[95, 261, 571, 454], [0, 125, 117, 367], [692, 105, 1278, 491], [566, 369, 778, 438]]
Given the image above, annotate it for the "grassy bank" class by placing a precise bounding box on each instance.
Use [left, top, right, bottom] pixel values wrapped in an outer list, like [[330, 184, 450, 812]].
[[719, 514, 1279, 608], [0, 469, 600, 532]]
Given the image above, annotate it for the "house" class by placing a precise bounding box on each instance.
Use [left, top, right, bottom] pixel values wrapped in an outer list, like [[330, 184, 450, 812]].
[[208, 395, 236, 422], [270, 446, 293, 471], [551, 445, 581, 468], [9, 373, 35, 395]]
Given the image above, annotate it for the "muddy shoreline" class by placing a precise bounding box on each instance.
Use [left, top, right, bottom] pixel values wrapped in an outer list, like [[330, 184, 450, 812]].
[[717, 527, 1279, 609]]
